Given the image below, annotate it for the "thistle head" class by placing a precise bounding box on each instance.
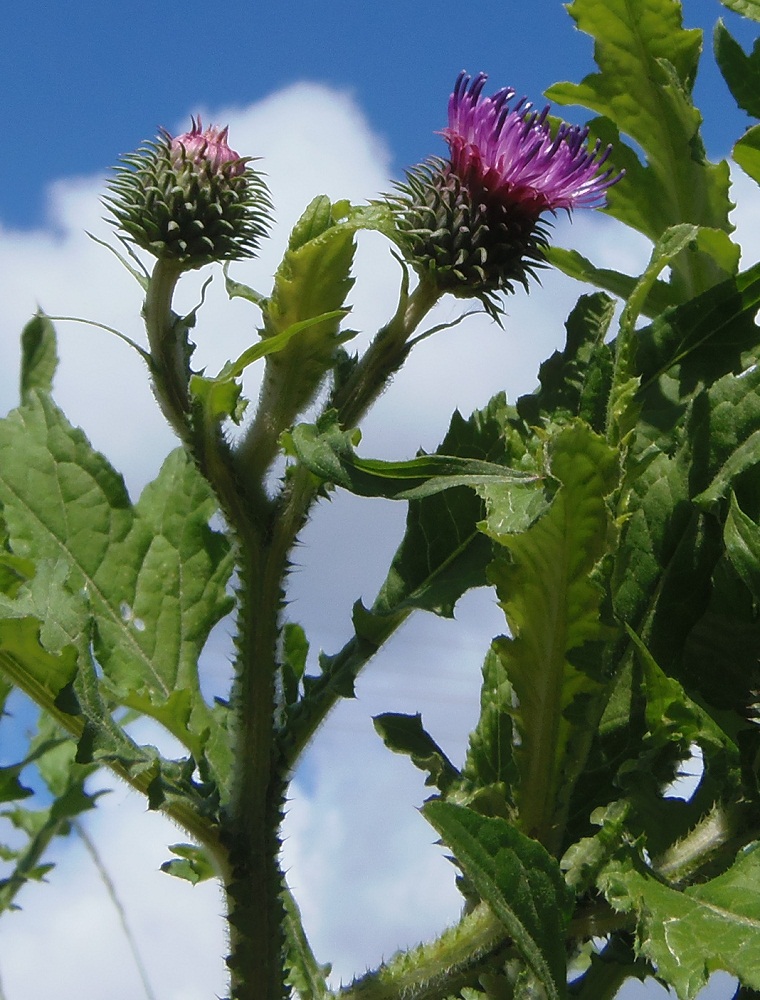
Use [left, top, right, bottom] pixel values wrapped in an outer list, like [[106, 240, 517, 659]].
[[390, 71, 621, 316], [105, 117, 272, 269]]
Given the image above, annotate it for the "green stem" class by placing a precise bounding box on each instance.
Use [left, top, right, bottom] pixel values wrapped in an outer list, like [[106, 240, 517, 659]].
[[142, 259, 288, 998], [223, 537, 288, 1000], [143, 259, 191, 442], [0, 652, 219, 857], [281, 610, 410, 769], [331, 278, 441, 428], [652, 802, 746, 884], [338, 903, 507, 1000], [568, 933, 648, 1000]]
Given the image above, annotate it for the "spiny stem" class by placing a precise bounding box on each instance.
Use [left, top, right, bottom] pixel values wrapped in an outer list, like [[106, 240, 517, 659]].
[[331, 278, 441, 428], [223, 538, 288, 1000], [338, 903, 507, 1000]]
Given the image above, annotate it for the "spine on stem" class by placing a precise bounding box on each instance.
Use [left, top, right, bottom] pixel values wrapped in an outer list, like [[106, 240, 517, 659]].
[[222, 531, 290, 1000]]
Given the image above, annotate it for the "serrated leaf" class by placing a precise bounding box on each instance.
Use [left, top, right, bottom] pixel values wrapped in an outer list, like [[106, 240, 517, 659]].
[[283, 395, 539, 767], [461, 647, 519, 808], [599, 845, 760, 997], [714, 20, 760, 118], [423, 801, 574, 1000], [547, 0, 738, 298], [611, 267, 760, 678], [636, 261, 760, 405], [485, 422, 619, 849], [254, 196, 362, 430], [0, 395, 233, 783], [373, 713, 460, 792], [20, 313, 58, 403]]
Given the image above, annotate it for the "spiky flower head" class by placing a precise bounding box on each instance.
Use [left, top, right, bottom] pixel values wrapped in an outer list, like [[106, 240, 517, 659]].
[[390, 72, 620, 316], [105, 117, 272, 269]]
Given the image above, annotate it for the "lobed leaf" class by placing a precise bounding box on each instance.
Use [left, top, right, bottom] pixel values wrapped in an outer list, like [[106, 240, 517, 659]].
[[599, 845, 760, 997], [282, 394, 541, 766], [517, 292, 615, 434], [373, 713, 460, 793], [548, 0, 738, 299], [485, 421, 619, 850]]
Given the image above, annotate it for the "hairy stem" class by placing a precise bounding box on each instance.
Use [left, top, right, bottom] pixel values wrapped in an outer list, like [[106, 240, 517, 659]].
[[143, 258, 191, 442], [331, 277, 441, 428], [338, 903, 507, 1000], [223, 538, 289, 1000]]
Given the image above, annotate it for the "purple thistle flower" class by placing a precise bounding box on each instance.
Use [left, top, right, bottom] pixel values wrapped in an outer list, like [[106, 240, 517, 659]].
[[444, 71, 618, 217], [387, 71, 621, 317]]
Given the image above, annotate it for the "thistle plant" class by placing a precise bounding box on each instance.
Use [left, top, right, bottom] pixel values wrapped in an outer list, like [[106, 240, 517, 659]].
[[2, 2, 760, 1000]]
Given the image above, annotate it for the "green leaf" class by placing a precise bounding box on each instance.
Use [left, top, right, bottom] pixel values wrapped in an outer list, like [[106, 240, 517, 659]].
[[621, 628, 743, 861], [517, 292, 615, 433], [725, 493, 760, 599], [543, 247, 674, 319], [283, 394, 540, 767], [485, 422, 619, 849], [373, 713, 460, 792], [223, 265, 268, 309], [714, 20, 760, 117], [0, 617, 78, 719], [423, 801, 574, 1000], [599, 845, 760, 997], [721, 0, 760, 20], [283, 886, 332, 1000], [20, 313, 58, 404], [281, 622, 309, 706], [635, 261, 760, 402], [547, 0, 737, 298], [288, 411, 539, 501], [0, 394, 233, 778], [255, 196, 361, 428], [461, 647, 519, 810], [735, 123, 760, 185], [160, 843, 216, 884], [0, 723, 100, 915], [618, 225, 702, 340]]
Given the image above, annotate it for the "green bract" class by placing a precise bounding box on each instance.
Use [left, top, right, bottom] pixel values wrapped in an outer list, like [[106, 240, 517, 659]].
[[104, 122, 272, 269]]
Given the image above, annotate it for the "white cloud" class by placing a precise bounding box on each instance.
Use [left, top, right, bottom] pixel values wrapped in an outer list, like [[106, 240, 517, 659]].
[[2, 84, 757, 1000]]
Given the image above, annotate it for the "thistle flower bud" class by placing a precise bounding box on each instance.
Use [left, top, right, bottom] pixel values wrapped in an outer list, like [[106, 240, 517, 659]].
[[389, 72, 621, 317], [105, 117, 272, 269]]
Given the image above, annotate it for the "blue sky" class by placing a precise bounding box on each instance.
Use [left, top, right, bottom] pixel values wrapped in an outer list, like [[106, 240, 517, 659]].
[[3, 0, 759, 230], [2, 3, 759, 999]]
